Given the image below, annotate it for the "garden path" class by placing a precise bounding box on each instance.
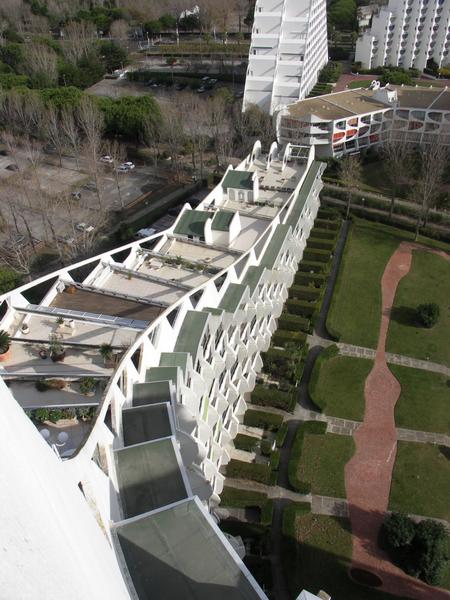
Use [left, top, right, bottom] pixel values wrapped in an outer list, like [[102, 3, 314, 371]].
[[344, 242, 450, 599]]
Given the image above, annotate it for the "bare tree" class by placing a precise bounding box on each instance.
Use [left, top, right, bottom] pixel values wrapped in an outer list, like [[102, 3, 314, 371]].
[[102, 139, 127, 209], [205, 94, 232, 168], [381, 136, 412, 218], [161, 103, 185, 180], [62, 20, 97, 64], [110, 19, 129, 47], [1, 239, 34, 279], [338, 154, 362, 218], [61, 106, 82, 170], [43, 106, 65, 167], [77, 96, 105, 211], [413, 142, 449, 239], [180, 92, 209, 180], [24, 44, 58, 87]]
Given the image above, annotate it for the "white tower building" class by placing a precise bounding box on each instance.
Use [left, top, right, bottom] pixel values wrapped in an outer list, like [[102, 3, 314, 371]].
[[243, 0, 328, 115], [355, 0, 450, 71]]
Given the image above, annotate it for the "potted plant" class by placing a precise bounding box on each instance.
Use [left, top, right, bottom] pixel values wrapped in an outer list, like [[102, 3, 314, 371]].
[[79, 376, 96, 397], [21, 322, 30, 334], [38, 347, 48, 359], [0, 330, 11, 362], [49, 334, 65, 362], [99, 343, 114, 366]]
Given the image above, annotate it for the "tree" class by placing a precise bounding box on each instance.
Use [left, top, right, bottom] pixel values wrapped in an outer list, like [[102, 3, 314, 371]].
[[62, 20, 97, 65], [382, 513, 416, 549], [109, 18, 129, 47], [98, 40, 128, 72], [102, 139, 126, 209], [0, 42, 24, 71], [413, 142, 448, 239], [338, 154, 362, 218], [42, 105, 65, 167], [60, 105, 82, 169], [159, 14, 177, 30], [144, 20, 162, 35], [380, 137, 412, 218], [416, 303, 440, 328], [77, 96, 105, 211]]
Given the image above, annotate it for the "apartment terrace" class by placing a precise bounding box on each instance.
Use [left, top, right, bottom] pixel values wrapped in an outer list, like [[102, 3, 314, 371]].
[[159, 238, 238, 271]]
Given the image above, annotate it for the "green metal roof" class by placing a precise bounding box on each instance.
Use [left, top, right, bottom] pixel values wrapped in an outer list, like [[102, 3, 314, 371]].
[[285, 161, 322, 229], [174, 311, 209, 357], [174, 210, 213, 237], [115, 498, 264, 600], [219, 283, 246, 313], [123, 404, 172, 447], [211, 210, 235, 231], [159, 352, 189, 375], [115, 438, 187, 519], [203, 307, 224, 317], [145, 366, 178, 384], [133, 381, 172, 407], [222, 170, 254, 191], [242, 266, 265, 294], [260, 225, 289, 269]]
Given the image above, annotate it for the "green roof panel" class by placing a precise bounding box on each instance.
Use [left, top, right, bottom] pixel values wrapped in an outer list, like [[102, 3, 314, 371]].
[[222, 170, 254, 191], [132, 381, 172, 407], [123, 404, 172, 447], [159, 352, 189, 374], [260, 225, 289, 269], [174, 311, 209, 357], [211, 210, 235, 231], [174, 210, 213, 237], [285, 161, 322, 229], [219, 283, 246, 313]]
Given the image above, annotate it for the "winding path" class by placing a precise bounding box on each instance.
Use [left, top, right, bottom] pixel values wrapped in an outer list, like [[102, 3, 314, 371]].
[[344, 242, 450, 599]]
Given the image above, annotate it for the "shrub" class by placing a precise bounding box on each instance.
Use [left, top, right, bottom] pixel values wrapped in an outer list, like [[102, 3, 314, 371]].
[[260, 438, 273, 455], [276, 422, 289, 447], [261, 499, 274, 526], [0, 330, 11, 354], [79, 376, 97, 395], [34, 408, 50, 421], [226, 459, 271, 484], [244, 409, 284, 431], [303, 248, 332, 263], [272, 330, 307, 348], [76, 406, 96, 421], [382, 513, 416, 549], [262, 347, 299, 383], [416, 303, 440, 328], [269, 449, 281, 471], [307, 238, 335, 251], [310, 228, 337, 241], [234, 433, 260, 452], [315, 218, 340, 230], [278, 313, 311, 332], [286, 299, 318, 318], [289, 285, 321, 301], [297, 260, 329, 273], [288, 421, 327, 493], [294, 272, 327, 288], [252, 385, 296, 411], [220, 486, 267, 507]]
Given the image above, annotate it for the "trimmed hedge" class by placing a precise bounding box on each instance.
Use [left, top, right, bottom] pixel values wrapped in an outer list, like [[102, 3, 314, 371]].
[[261, 500, 274, 526], [308, 344, 339, 412], [310, 227, 338, 241], [307, 238, 335, 251], [244, 409, 284, 431], [276, 422, 289, 448], [288, 421, 327, 493], [289, 285, 322, 301], [270, 449, 281, 471], [260, 438, 273, 456], [226, 459, 271, 484], [234, 433, 260, 452], [315, 218, 340, 230], [220, 520, 268, 539], [294, 272, 327, 287], [297, 260, 329, 273], [272, 330, 307, 348], [219, 486, 274, 526], [252, 384, 296, 412], [278, 313, 311, 333], [303, 248, 332, 263], [286, 298, 318, 318], [262, 347, 300, 383]]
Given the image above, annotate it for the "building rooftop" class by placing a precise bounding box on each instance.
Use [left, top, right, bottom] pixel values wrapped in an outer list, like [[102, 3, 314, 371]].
[[122, 404, 172, 447], [115, 497, 264, 600], [222, 170, 254, 190], [174, 210, 213, 238], [174, 311, 209, 357], [211, 210, 235, 231]]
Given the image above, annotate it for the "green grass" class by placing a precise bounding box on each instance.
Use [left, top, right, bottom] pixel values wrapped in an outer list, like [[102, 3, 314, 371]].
[[309, 349, 372, 421], [389, 441, 450, 522], [282, 510, 410, 600], [297, 433, 355, 498], [347, 79, 373, 89], [391, 365, 450, 435], [326, 219, 450, 348], [387, 251, 450, 367]]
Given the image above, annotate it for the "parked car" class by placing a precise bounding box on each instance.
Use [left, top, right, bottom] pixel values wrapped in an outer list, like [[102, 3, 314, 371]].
[[6, 164, 18, 171], [76, 223, 95, 233], [136, 227, 157, 238], [122, 161, 135, 170], [201, 76, 210, 82], [197, 86, 206, 94], [83, 182, 97, 192], [71, 191, 81, 200], [117, 165, 129, 173], [208, 78, 218, 85], [234, 90, 244, 98], [100, 155, 113, 164]]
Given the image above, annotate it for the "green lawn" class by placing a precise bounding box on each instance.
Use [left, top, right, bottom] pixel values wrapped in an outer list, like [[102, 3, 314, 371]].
[[297, 433, 355, 498], [347, 79, 373, 89], [283, 510, 410, 600], [387, 251, 450, 366], [309, 350, 372, 421], [391, 365, 450, 435], [327, 219, 450, 348], [389, 441, 450, 522]]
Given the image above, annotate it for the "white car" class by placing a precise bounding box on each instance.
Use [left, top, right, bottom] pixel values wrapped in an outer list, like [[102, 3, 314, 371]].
[[122, 161, 135, 170], [76, 223, 95, 233], [136, 227, 156, 238], [100, 155, 113, 164], [117, 165, 130, 173]]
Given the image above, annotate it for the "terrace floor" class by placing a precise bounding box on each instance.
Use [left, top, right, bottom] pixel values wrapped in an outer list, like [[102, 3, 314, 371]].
[[9, 380, 103, 409], [161, 238, 236, 270], [138, 261, 210, 289], [102, 272, 186, 306]]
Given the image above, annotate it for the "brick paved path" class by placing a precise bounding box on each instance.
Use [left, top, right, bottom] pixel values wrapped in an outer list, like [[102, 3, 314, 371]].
[[344, 242, 450, 599]]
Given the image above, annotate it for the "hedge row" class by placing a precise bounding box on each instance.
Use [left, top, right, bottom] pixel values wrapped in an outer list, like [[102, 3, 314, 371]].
[[276, 422, 289, 447], [226, 459, 272, 484], [308, 344, 339, 411], [233, 433, 260, 452], [288, 421, 328, 493], [244, 409, 284, 431], [219, 486, 274, 526], [294, 272, 327, 287], [303, 248, 332, 263], [297, 260, 329, 273], [278, 313, 311, 333], [262, 347, 300, 384], [281, 501, 312, 599], [315, 217, 340, 230], [285, 298, 318, 318], [289, 284, 322, 301], [272, 330, 307, 348], [269, 449, 281, 471], [309, 228, 337, 241], [252, 384, 296, 412], [307, 237, 335, 251]]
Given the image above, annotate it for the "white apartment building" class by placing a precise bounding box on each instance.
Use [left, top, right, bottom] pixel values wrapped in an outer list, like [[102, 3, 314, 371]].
[[243, 0, 328, 115], [0, 142, 325, 599], [276, 82, 450, 157], [355, 0, 450, 71]]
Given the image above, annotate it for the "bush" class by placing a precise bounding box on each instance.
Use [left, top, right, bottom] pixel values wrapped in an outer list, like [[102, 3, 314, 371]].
[[34, 407, 50, 422], [310, 228, 338, 241], [79, 376, 96, 395], [303, 248, 332, 263], [276, 422, 289, 447], [269, 449, 281, 471], [251, 384, 296, 412], [286, 299, 318, 318], [288, 421, 327, 493], [234, 433, 260, 452], [318, 61, 342, 83], [315, 218, 340, 230], [307, 238, 335, 251], [272, 330, 307, 348], [226, 459, 271, 484], [261, 500, 274, 526], [260, 438, 273, 456], [35, 378, 67, 392], [297, 260, 329, 273], [416, 303, 440, 328], [382, 513, 449, 586], [289, 285, 321, 301], [294, 272, 327, 287], [262, 347, 299, 383], [278, 313, 311, 333], [244, 409, 284, 431], [220, 486, 267, 508]]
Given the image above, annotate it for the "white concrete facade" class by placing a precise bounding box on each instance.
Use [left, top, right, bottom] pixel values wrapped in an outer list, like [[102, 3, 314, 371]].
[[243, 0, 328, 115], [0, 142, 325, 599], [355, 0, 450, 71]]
